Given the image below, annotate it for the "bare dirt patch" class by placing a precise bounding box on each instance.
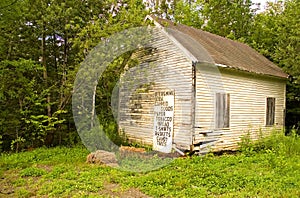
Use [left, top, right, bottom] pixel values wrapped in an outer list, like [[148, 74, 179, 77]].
[[99, 182, 151, 198], [0, 170, 17, 195], [36, 164, 52, 172]]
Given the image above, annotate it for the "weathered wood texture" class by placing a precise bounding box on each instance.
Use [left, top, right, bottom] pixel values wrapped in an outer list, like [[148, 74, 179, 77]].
[[194, 64, 286, 150], [118, 25, 287, 153], [118, 27, 193, 150]]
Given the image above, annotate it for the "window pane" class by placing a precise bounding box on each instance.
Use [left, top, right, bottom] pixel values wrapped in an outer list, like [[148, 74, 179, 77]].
[[216, 93, 230, 128], [224, 94, 230, 128], [266, 97, 275, 126]]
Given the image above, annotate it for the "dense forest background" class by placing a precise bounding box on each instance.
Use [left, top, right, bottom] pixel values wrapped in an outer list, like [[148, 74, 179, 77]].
[[0, 0, 299, 152]]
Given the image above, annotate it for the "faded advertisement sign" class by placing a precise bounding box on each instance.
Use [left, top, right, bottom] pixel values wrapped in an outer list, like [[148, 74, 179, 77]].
[[153, 90, 174, 153]]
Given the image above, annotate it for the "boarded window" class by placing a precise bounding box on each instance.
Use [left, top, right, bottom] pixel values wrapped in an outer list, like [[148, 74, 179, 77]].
[[215, 93, 230, 129], [266, 97, 276, 126]]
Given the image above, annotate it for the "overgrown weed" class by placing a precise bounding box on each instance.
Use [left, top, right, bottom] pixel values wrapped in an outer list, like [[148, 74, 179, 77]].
[[239, 128, 300, 156]]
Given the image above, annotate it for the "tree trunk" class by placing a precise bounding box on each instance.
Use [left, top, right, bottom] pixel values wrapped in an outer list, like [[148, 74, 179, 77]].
[[42, 26, 51, 117], [91, 80, 97, 129]]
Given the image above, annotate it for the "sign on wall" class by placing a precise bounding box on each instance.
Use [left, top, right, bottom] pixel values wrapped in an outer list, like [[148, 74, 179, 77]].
[[153, 90, 174, 153]]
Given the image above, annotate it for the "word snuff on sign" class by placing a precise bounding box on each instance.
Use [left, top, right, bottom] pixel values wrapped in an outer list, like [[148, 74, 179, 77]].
[[153, 90, 174, 153]]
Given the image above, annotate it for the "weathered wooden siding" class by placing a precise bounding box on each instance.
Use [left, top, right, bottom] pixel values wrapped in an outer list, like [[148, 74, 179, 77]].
[[194, 64, 286, 150], [118, 27, 194, 150], [118, 26, 287, 152]]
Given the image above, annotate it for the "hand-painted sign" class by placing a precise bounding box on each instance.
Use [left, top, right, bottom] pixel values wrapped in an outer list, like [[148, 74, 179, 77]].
[[153, 90, 174, 153]]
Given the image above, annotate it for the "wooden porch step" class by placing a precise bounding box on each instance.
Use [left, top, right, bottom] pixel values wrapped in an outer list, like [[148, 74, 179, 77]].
[[193, 139, 217, 146], [193, 131, 224, 137], [192, 139, 218, 155]]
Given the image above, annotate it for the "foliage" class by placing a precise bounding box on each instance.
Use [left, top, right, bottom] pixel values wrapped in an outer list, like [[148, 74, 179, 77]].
[[0, 0, 147, 150], [117, 152, 173, 172], [20, 167, 47, 177], [200, 0, 254, 40], [0, 60, 43, 150], [73, 0, 148, 149], [0, 135, 2, 151], [273, 0, 300, 132], [173, 0, 204, 28], [239, 129, 300, 156]]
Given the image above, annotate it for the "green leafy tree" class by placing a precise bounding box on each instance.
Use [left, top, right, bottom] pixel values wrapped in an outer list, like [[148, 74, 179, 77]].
[[0, 0, 118, 149], [173, 0, 204, 28], [271, 0, 300, 131], [73, 0, 148, 146], [201, 0, 254, 40], [248, 0, 300, 132], [0, 59, 55, 151]]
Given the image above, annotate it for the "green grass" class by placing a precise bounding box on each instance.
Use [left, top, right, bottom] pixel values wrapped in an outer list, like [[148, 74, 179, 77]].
[[1, 132, 300, 197]]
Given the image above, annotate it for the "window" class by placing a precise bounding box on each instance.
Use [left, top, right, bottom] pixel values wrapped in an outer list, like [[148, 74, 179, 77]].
[[266, 97, 275, 126], [215, 93, 230, 128]]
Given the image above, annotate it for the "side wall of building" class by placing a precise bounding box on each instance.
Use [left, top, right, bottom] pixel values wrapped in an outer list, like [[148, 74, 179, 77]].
[[194, 64, 286, 150]]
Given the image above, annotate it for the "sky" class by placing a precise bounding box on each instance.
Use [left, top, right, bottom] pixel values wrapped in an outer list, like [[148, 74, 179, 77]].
[[252, 0, 280, 12]]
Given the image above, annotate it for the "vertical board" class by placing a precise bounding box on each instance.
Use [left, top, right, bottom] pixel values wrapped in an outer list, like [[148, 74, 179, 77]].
[[153, 90, 174, 153]]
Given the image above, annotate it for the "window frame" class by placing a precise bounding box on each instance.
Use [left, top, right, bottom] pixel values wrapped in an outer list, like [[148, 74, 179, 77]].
[[266, 97, 276, 126], [215, 92, 230, 129]]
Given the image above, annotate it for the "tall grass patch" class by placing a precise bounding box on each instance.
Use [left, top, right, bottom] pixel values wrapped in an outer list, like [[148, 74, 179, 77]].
[[239, 129, 300, 156]]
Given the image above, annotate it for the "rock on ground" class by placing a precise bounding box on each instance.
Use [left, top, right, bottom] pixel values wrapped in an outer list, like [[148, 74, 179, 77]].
[[86, 150, 118, 167]]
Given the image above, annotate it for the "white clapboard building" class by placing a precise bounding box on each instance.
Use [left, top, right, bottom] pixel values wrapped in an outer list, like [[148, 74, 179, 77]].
[[117, 16, 288, 153]]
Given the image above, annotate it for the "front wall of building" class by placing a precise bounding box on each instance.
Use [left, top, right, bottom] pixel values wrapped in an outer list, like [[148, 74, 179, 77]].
[[118, 28, 194, 150]]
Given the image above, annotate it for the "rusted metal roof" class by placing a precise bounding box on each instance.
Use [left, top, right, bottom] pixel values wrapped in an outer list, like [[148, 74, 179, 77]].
[[153, 17, 288, 79]]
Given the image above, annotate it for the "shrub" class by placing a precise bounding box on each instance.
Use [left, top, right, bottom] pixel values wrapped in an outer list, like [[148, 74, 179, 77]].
[[239, 129, 300, 156]]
